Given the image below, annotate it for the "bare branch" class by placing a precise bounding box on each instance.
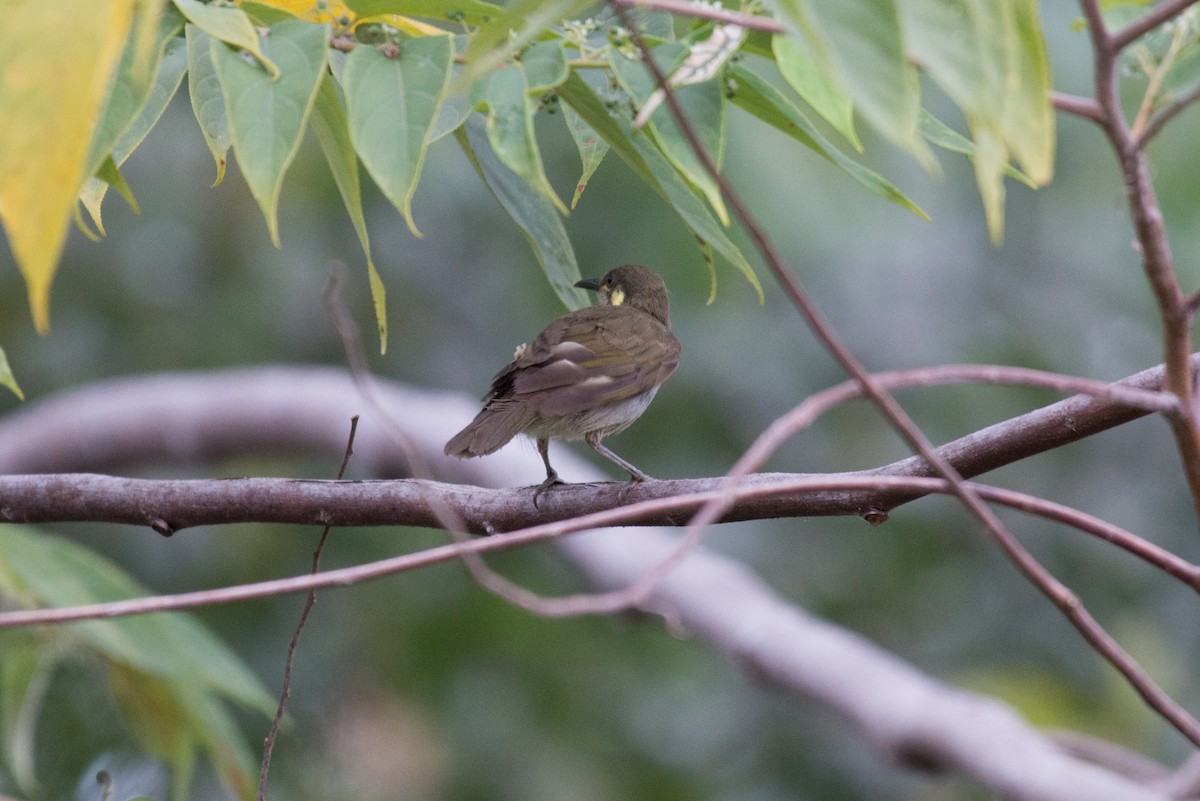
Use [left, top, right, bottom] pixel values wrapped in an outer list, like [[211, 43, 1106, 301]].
[[0, 362, 1184, 532]]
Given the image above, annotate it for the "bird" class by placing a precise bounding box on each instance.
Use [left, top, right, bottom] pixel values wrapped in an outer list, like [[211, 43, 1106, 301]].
[[444, 264, 681, 503]]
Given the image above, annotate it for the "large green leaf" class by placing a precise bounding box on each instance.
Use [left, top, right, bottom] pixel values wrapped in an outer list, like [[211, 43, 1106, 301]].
[[459, 118, 587, 310], [80, 33, 188, 233], [902, 0, 1054, 242], [210, 18, 329, 246], [610, 44, 729, 225], [83, 8, 185, 183], [342, 35, 453, 237], [769, 0, 929, 163], [311, 72, 389, 353], [470, 59, 568, 214], [186, 24, 232, 186], [729, 64, 926, 218], [557, 72, 761, 300]]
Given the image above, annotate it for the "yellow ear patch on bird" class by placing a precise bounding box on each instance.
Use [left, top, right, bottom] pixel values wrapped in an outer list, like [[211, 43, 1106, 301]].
[[609, 287, 625, 306]]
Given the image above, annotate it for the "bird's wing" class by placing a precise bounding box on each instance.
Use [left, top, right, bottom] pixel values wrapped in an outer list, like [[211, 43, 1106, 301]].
[[484, 306, 679, 418]]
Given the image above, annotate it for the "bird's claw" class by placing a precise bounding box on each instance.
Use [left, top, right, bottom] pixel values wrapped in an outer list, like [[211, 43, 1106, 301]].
[[532, 474, 564, 508]]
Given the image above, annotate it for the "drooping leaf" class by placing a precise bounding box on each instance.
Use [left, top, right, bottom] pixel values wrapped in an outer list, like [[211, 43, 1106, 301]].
[[471, 61, 569, 214], [919, 109, 1036, 188], [83, 9, 185, 183], [902, 0, 1054, 242], [210, 18, 330, 246], [562, 102, 609, 208], [458, 119, 588, 310], [768, 0, 930, 164], [610, 45, 730, 225], [0, 0, 141, 332], [729, 64, 927, 218], [186, 25, 232, 186], [173, 0, 280, 76], [81, 33, 188, 232], [311, 72, 389, 353], [0, 347, 23, 400], [342, 35, 454, 237], [556, 72, 761, 301]]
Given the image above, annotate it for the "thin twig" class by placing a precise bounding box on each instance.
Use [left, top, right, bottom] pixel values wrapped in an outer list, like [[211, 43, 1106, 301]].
[[1136, 83, 1200, 148], [613, 0, 1200, 748], [257, 415, 360, 801]]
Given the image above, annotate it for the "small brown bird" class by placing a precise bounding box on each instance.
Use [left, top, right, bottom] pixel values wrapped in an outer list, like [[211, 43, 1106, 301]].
[[444, 264, 681, 501]]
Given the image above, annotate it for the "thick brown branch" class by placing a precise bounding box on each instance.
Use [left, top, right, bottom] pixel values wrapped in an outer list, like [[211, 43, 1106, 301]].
[[0, 361, 1186, 532]]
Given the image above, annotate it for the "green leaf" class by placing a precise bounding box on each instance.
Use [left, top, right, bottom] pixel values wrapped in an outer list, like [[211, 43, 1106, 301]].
[[172, 0, 279, 77], [83, 9, 185, 183], [919, 109, 1036, 188], [458, 118, 587, 310], [471, 61, 569, 214], [311, 72, 389, 353], [186, 25, 232, 186], [0, 346, 23, 400], [556, 71, 761, 301], [769, 7, 858, 149], [80, 34, 188, 232], [521, 40, 569, 92], [345, 0, 503, 26], [342, 36, 453, 237], [460, 0, 593, 83], [0, 526, 275, 799], [562, 102, 609, 208], [94, 156, 141, 215], [609, 45, 730, 225], [211, 18, 329, 246], [729, 64, 927, 218], [902, 0, 1054, 242]]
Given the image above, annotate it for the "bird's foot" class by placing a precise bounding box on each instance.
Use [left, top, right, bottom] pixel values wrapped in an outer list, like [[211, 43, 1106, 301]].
[[617, 471, 650, 503], [532, 473, 565, 508]]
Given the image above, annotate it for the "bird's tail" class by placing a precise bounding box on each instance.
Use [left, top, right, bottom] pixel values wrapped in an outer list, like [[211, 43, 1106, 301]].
[[444, 404, 534, 457]]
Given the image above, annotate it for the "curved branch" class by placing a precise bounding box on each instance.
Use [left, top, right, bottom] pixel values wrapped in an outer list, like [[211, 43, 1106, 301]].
[[1110, 0, 1200, 53]]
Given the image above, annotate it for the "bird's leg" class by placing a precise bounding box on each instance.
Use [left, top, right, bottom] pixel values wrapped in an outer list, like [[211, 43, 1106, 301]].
[[585, 433, 652, 500], [532, 437, 564, 507]]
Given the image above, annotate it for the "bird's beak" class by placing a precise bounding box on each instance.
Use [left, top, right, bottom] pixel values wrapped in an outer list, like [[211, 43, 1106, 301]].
[[575, 277, 601, 292]]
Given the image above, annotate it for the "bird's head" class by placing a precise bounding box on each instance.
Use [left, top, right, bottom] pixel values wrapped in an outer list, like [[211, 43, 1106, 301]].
[[575, 264, 671, 327]]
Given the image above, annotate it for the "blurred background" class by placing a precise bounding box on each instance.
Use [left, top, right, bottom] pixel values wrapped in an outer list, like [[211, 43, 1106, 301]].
[[3, 3, 1200, 799]]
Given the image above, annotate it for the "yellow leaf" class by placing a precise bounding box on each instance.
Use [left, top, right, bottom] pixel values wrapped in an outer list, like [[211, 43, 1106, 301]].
[[0, 0, 142, 332]]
